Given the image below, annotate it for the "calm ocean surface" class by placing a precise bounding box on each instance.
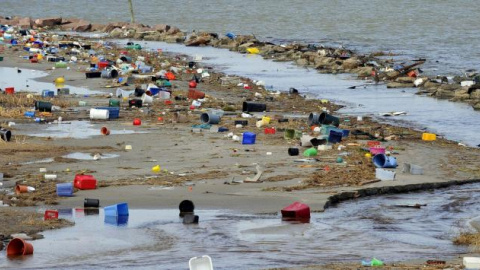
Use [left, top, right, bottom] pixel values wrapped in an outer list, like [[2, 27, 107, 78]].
[[2, 0, 480, 75]]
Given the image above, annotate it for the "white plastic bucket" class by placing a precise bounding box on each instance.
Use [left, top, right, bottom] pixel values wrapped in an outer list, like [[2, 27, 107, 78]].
[[189, 255, 213, 270], [90, 108, 109, 120], [158, 91, 171, 100], [141, 93, 153, 105]]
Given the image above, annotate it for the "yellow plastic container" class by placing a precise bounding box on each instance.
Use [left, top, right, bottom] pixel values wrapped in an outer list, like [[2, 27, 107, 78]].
[[422, 133, 436, 141], [246, 47, 260, 54], [152, 165, 161, 173], [262, 116, 271, 124]]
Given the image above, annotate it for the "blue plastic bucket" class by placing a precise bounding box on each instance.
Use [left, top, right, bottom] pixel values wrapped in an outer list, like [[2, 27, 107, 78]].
[[56, 183, 74, 197], [105, 215, 129, 226], [104, 202, 129, 217], [149, 87, 160, 96], [372, 154, 398, 168], [328, 130, 343, 143], [242, 132, 256, 144]]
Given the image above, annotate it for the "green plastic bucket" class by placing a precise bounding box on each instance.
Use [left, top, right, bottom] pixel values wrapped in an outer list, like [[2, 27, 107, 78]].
[[109, 99, 120, 107]]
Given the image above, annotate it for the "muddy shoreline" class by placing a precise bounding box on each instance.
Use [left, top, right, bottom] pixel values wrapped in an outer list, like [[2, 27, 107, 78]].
[[1, 25, 480, 269]]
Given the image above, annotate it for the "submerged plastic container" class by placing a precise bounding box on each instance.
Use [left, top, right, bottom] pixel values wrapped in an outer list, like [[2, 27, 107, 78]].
[[56, 183, 74, 197], [189, 255, 213, 270], [281, 201, 310, 220], [74, 175, 97, 190], [372, 154, 398, 168], [242, 132, 256, 144], [104, 202, 129, 217]]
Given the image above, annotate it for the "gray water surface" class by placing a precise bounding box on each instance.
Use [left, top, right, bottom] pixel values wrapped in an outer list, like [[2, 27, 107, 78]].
[[3, 183, 480, 269], [2, 0, 480, 76]]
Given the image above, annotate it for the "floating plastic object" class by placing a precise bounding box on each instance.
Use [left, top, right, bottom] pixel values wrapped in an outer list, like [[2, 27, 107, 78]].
[[226, 32, 236, 39], [101, 68, 119, 79], [189, 80, 197, 88], [90, 108, 109, 120], [422, 133, 436, 141], [74, 175, 97, 190], [246, 47, 260, 54], [308, 112, 320, 126], [179, 200, 195, 216], [152, 165, 161, 173], [242, 132, 256, 144], [318, 144, 333, 151], [7, 238, 34, 256], [372, 154, 398, 168], [104, 202, 129, 217], [44, 210, 59, 220], [57, 88, 70, 95], [264, 127, 276, 134], [189, 255, 213, 270], [44, 174, 57, 180], [303, 147, 318, 157], [55, 61, 67, 68], [56, 183, 74, 197], [281, 201, 310, 220], [129, 99, 143, 108], [105, 215, 129, 226], [84, 198, 100, 208]]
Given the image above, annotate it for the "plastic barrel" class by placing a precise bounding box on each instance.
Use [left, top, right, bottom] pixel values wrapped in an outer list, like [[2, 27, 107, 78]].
[[200, 112, 220, 124], [89, 108, 109, 120], [35, 101, 52, 112], [84, 198, 100, 208], [319, 112, 340, 127], [242, 101, 266, 113], [0, 128, 12, 141], [372, 154, 398, 168]]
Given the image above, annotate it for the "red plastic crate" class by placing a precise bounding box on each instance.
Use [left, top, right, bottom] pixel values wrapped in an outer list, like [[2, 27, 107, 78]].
[[74, 175, 97, 190], [44, 209, 58, 220]]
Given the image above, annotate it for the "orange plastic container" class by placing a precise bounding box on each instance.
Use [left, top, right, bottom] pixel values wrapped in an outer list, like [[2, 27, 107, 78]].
[[188, 89, 205, 100], [7, 238, 34, 256], [15, 185, 28, 194], [422, 133, 436, 141], [44, 209, 59, 220]]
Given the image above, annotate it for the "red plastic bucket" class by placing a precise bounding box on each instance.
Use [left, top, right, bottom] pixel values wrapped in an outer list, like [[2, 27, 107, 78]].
[[7, 238, 34, 256], [5, 87, 14, 94]]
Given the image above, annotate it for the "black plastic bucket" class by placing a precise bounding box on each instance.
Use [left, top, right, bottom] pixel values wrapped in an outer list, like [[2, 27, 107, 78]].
[[288, 147, 299, 156], [179, 200, 195, 217], [134, 88, 145, 97], [319, 112, 340, 127], [128, 99, 143, 108], [84, 198, 100, 208], [35, 101, 52, 112], [0, 128, 12, 142], [242, 101, 266, 113]]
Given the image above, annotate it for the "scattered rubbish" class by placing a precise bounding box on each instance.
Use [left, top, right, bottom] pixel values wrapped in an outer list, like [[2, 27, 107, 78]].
[[242, 132, 256, 144], [303, 147, 318, 157], [133, 118, 142, 126], [328, 130, 343, 144], [319, 112, 340, 127], [56, 183, 74, 197], [375, 168, 396, 181], [242, 101, 266, 113], [426, 260, 445, 265], [6, 238, 34, 256], [74, 175, 97, 190], [183, 214, 199, 224], [104, 202, 129, 217], [422, 133, 436, 141], [189, 255, 213, 270], [246, 47, 260, 54], [318, 145, 333, 151], [403, 163, 424, 175], [0, 128, 12, 142], [125, 145, 133, 150], [373, 154, 398, 168], [464, 257, 480, 269], [361, 258, 384, 267], [281, 201, 310, 220], [39, 168, 47, 173], [45, 174, 57, 180], [300, 135, 314, 147], [201, 112, 221, 124], [179, 200, 195, 217], [96, 107, 120, 119], [152, 165, 161, 173], [84, 198, 100, 208], [100, 126, 110, 135], [288, 148, 299, 156], [188, 89, 205, 100], [15, 185, 33, 194], [44, 209, 59, 220], [245, 164, 263, 183], [370, 147, 386, 155]]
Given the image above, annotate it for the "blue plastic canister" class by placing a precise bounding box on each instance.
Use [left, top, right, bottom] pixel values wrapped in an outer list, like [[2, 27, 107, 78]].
[[56, 183, 74, 197], [242, 132, 256, 145]]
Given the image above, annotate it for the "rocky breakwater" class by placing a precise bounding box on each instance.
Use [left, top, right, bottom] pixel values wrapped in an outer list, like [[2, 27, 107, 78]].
[[1, 16, 480, 110]]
